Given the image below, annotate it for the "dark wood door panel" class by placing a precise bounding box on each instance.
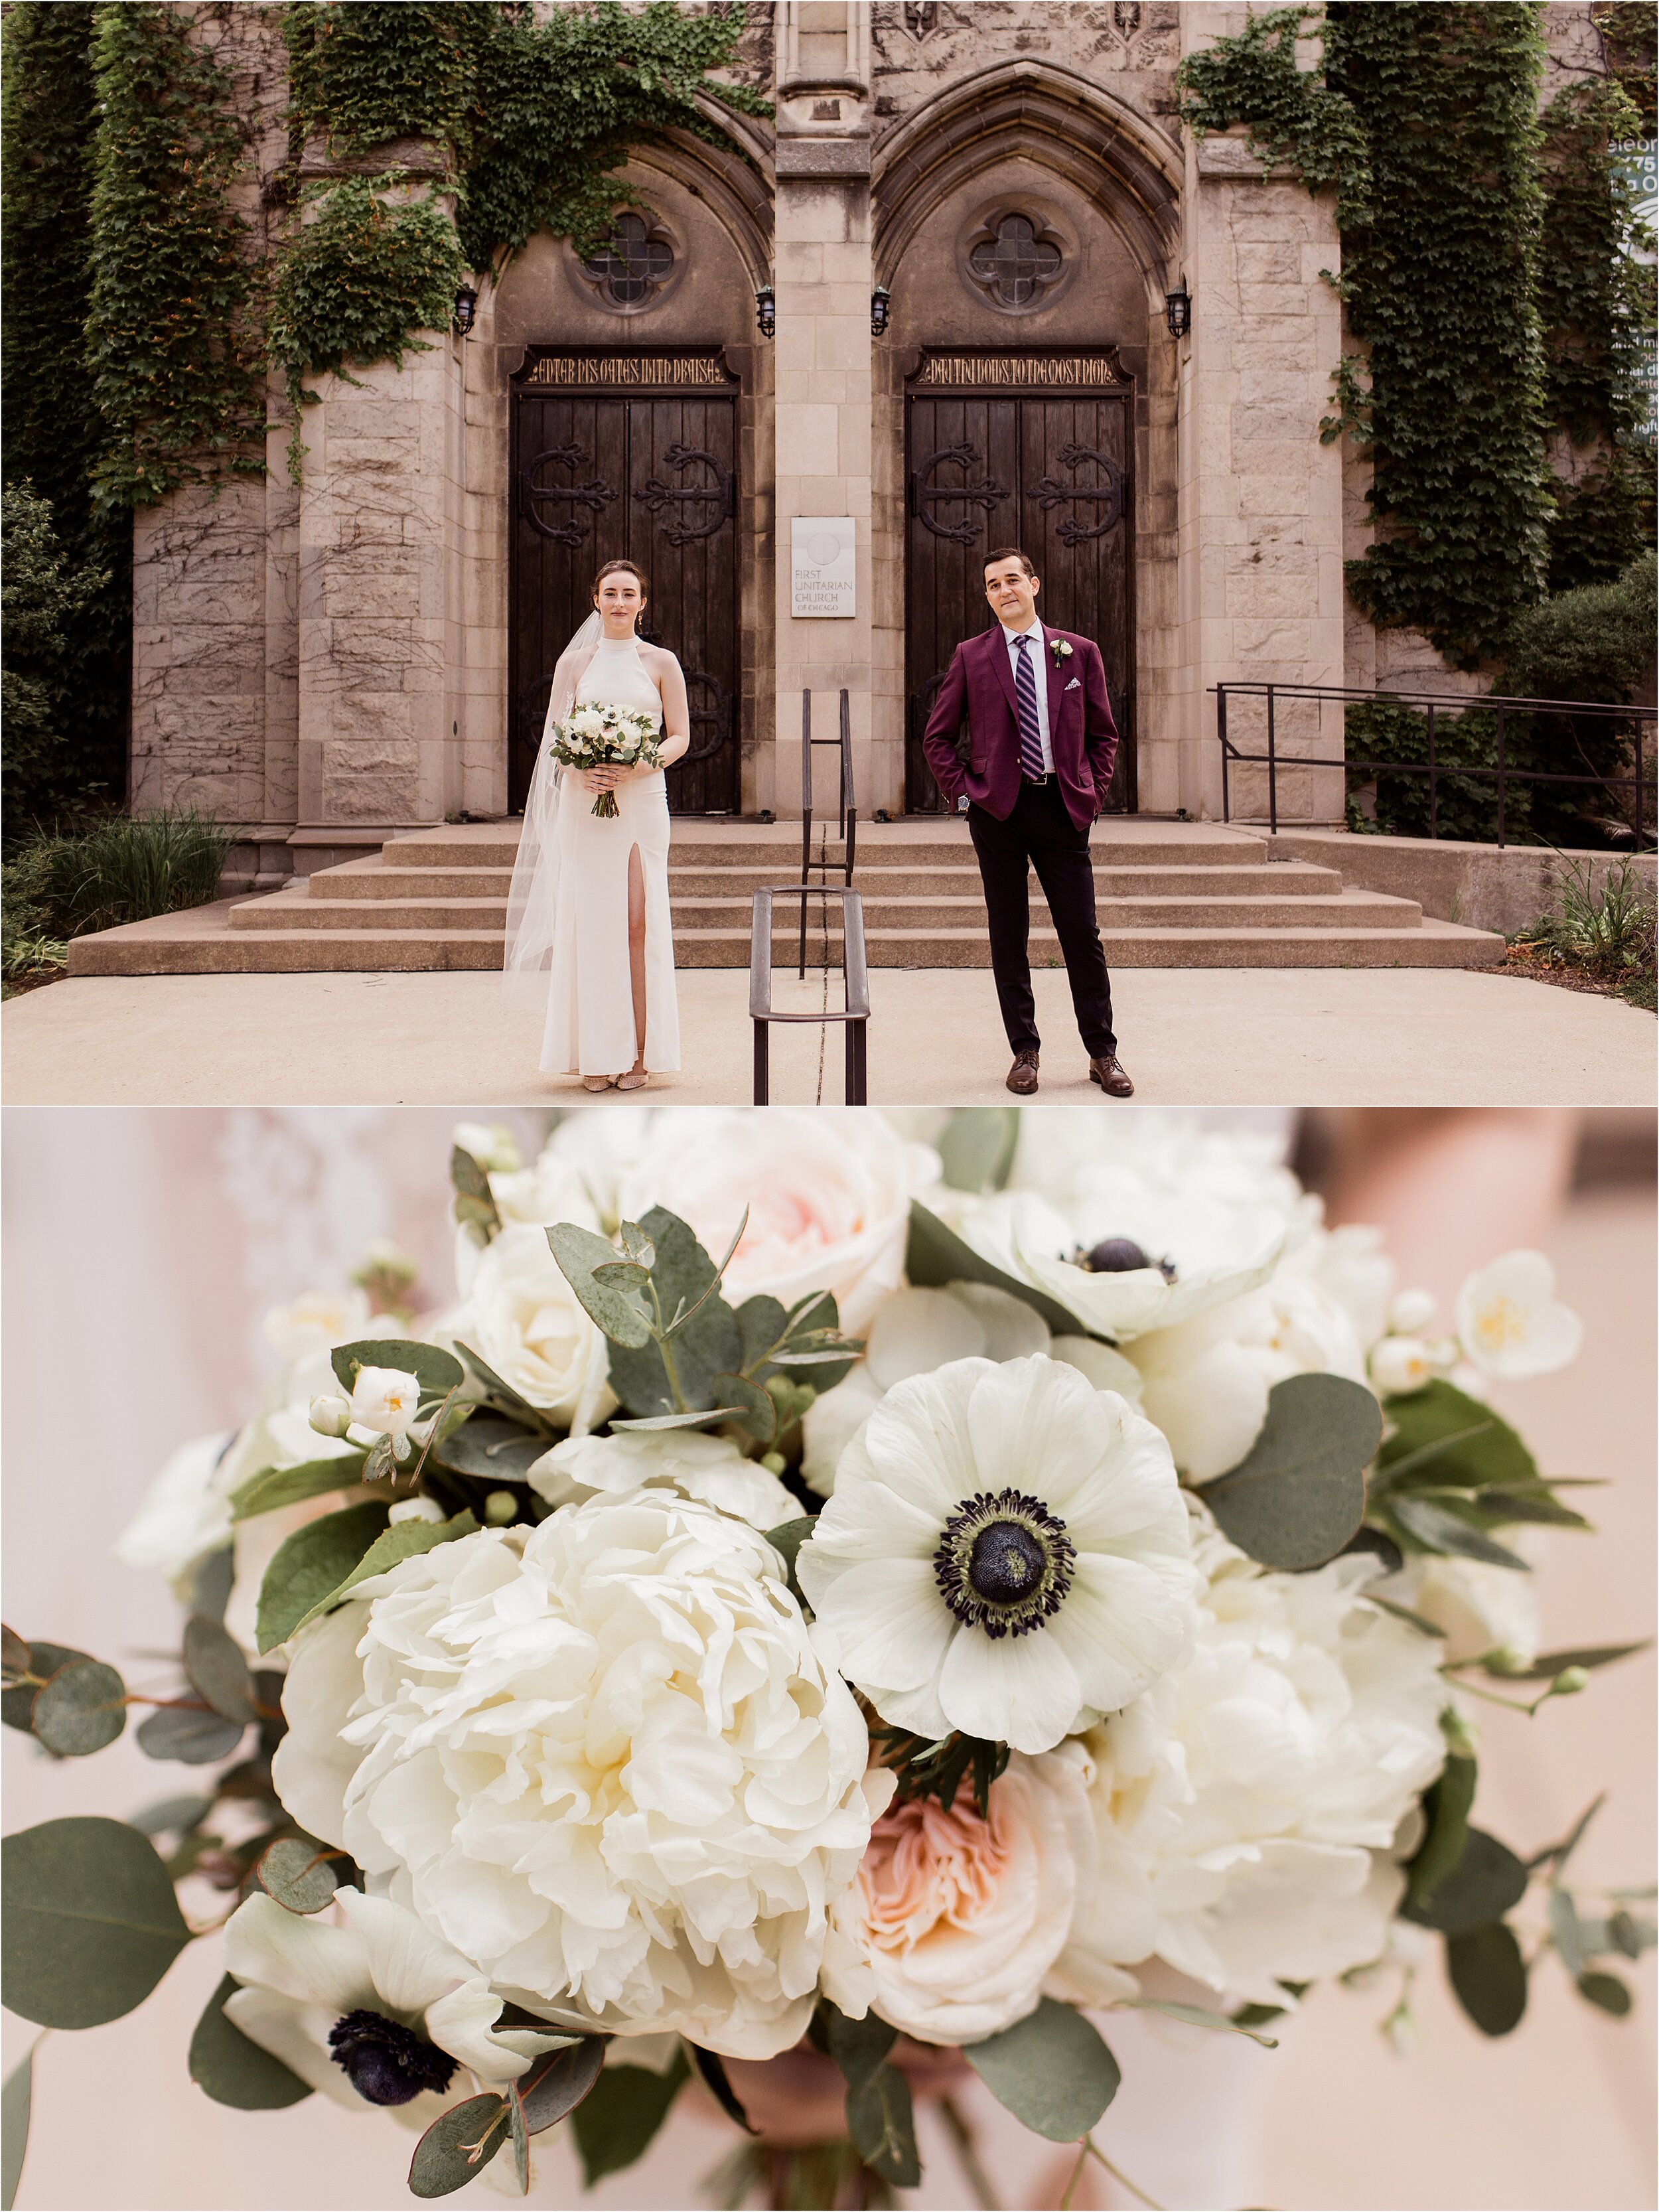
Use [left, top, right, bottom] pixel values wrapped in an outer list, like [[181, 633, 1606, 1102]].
[[510, 382, 739, 815]]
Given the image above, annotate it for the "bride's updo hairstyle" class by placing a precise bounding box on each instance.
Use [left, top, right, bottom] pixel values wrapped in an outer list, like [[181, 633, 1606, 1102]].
[[592, 557, 648, 605]]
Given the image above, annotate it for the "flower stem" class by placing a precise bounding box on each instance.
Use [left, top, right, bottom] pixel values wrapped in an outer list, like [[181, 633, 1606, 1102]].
[[1086, 2138, 1167, 2211], [938, 2094, 1000, 2209], [1059, 2139, 1090, 2211]]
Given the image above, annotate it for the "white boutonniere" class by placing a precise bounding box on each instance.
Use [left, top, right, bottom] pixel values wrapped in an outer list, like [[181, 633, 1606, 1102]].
[[1048, 637, 1072, 662]]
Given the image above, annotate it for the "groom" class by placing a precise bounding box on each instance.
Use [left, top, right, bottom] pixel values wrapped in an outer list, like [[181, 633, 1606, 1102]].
[[921, 547, 1133, 1097]]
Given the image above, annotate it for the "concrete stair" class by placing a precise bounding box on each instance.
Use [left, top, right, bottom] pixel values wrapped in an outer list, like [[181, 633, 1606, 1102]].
[[65, 818, 1505, 974]]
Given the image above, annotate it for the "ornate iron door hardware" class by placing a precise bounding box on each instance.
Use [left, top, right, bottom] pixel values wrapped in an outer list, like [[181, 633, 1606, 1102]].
[[909, 442, 1006, 544], [634, 444, 735, 545], [519, 443, 618, 545], [1029, 441, 1125, 543]]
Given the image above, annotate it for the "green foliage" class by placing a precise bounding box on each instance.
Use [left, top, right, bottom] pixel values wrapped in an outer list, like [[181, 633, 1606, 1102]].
[[1510, 855, 1657, 1001], [1177, 5, 1368, 211], [571, 2051, 689, 2185], [2, 2043, 35, 2212], [868, 1724, 1011, 1819], [0, 5, 130, 816], [190, 1973, 313, 2108], [963, 1999, 1121, 2143], [1, 484, 112, 818], [1201, 1372, 1380, 1568], [86, 1, 267, 514], [289, 1508, 478, 1638], [935, 1106, 1020, 1195], [3, 1816, 192, 2029], [409, 2092, 509, 2197], [3, 809, 232, 941], [255, 1499, 390, 1653], [1447, 1920, 1529, 2034], [285, 2, 486, 158], [906, 1201, 1082, 1337], [1344, 700, 1530, 846]]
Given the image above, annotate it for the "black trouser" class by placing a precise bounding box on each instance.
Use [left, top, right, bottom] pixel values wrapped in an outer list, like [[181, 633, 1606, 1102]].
[[966, 780, 1116, 1060]]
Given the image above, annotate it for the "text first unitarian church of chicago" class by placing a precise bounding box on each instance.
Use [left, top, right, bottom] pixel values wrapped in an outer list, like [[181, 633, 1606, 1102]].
[[130, 1, 1613, 881]]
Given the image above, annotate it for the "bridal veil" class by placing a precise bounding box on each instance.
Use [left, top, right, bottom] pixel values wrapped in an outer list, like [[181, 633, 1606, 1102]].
[[502, 611, 601, 1009]]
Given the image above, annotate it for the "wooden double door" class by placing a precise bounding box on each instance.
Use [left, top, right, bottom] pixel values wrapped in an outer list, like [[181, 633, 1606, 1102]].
[[509, 356, 740, 814], [905, 370, 1135, 812]]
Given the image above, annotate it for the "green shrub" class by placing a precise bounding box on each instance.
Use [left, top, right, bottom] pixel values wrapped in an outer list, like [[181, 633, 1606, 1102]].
[[1346, 701, 1536, 845], [1, 482, 113, 830], [9, 808, 232, 941], [1510, 855, 1658, 1008]]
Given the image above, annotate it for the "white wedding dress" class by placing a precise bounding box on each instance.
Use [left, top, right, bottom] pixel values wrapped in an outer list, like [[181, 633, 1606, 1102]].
[[513, 633, 681, 1080]]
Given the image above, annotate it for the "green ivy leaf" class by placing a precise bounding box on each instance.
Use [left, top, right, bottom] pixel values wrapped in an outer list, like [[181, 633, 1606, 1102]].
[[1447, 1922, 1528, 2037], [2, 1816, 191, 2029], [1203, 1373, 1382, 1570], [189, 1973, 312, 2108], [571, 2051, 689, 2186], [255, 1500, 390, 1654], [963, 1998, 1121, 2143], [31, 1659, 127, 1757]]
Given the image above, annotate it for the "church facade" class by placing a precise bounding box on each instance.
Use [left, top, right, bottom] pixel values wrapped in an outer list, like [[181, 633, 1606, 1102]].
[[130, 1, 1611, 879]]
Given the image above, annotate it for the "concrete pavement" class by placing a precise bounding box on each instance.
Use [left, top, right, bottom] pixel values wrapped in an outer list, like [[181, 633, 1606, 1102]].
[[5, 963, 1652, 1106]]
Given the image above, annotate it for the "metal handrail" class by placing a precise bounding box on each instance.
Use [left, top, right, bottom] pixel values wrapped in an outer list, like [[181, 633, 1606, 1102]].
[[799, 688, 858, 974], [1214, 680, 1656, 849], [749, 885, 870, 1105]]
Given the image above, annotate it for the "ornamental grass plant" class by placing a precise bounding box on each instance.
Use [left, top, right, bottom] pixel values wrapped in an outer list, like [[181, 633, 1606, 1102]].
[[2, 807, 232, 991], [1510, 855, 1658, 1009]]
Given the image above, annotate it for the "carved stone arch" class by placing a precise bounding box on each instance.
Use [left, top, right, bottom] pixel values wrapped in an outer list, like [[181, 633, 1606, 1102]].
[[626, 125, 774, 294], [872, 62, 1181, 300]]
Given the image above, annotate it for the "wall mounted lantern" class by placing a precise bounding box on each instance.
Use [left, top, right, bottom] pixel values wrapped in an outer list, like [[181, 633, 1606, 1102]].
[[755, 284, 776, 340], [870, 286, 891, 337], [1164, 277, 1190, 340], [453, 283, 478, 335]]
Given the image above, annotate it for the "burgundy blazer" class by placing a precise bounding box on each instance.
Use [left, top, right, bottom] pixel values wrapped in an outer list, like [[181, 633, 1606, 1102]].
[[920, 623, 1119, 831]]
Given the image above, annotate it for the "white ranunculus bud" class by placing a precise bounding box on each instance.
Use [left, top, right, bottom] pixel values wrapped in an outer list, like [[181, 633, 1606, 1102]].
[[388, 1496, 447, 1526], [1388, 1288, 1438, 1337], [308, 1394, 353, 1439], [1370, 1336, 1437, 1396], [348, 1366, 423, 1438]]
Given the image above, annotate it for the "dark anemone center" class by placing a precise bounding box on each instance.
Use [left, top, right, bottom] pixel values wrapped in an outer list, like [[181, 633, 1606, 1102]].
[[968, 1520, 1046, 1603], [1076, 1236, 1177, 1281], [328, 2008, 456, 2106], [934, 1489, 1076, 1639]]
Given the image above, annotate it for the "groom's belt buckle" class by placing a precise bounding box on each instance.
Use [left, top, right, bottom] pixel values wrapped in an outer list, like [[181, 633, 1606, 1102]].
[[1023, 770, 1054, 786]]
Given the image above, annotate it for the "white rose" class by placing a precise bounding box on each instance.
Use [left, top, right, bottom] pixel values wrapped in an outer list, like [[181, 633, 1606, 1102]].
[[273, 1499, 886, 2060], [1374, 1554, 1540, 1668], [528, 1428, 798, 1530], [115, 1430, 237, 1589], [1127, 1256, 1370, 1485], [265, 1287, 375, 1364], [608, 1108, 939, 1335], [1056, 1515, 1447, 2008], [823, 1751, 1099, 2044], [348, 1366, 423, 1438], [447, 1222, 613, 1430], [1456, 1250, 1583, 1379]]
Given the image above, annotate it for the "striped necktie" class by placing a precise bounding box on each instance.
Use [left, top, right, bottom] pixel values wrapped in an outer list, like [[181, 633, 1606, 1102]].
[[1013, 632, 1045, 780]]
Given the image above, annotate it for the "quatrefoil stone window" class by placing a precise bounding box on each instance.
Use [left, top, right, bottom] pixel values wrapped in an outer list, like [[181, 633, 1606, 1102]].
[[967, 214, 1064, 311], [583, 214, 674, 308]]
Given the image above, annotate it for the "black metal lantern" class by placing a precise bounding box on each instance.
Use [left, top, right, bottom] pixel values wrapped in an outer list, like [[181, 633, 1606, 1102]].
[[1165, 276, 1190, 340], [755, 284, 776, 340], [870, 286, 891, 338], [453, 283, 478, 336]]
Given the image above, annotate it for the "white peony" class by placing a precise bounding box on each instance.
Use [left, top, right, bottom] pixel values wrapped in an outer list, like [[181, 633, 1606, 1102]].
[[445, 1222, 613, 1430], [799, 1282, 1139, 1498], [528, 1428, 798, 1530], [272, 1498, 888, 2060], [822, 1751, 1098, 2044], [1373, 1553, 1540, 1668], [1056, 1516, 1447, 2008], [1456, 1250, 1583, 1379], [798, 1356, 1200, 1756], [221, 1888, 567, 2123], [1126, 1242, 1371, 1485], [600, 1108, 939, 1335]]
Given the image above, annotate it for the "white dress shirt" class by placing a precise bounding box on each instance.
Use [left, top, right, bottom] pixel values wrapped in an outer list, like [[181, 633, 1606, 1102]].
[[1001, 619, 1053, 772]]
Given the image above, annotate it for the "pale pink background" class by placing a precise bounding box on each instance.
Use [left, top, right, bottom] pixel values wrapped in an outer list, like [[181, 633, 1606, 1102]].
[[1, 1108, 1652, 2211]]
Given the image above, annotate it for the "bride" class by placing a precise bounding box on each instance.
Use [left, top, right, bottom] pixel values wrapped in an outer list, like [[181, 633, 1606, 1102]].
[[504, 560, 689, 1089]]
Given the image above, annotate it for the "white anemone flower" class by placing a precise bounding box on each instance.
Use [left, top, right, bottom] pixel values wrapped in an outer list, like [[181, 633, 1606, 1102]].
[[528, 1427, 798, 1530], [798, 1355, 1200, 1756], [800, 1282, 1139, 1497], [1455, 1250, 1583, 1379], [221, 1888, 569, 2123]]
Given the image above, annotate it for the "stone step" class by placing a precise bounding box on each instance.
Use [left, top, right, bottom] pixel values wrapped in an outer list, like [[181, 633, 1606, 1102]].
[[66, 911, 1503, 976], [372, 827, 1273, 871]]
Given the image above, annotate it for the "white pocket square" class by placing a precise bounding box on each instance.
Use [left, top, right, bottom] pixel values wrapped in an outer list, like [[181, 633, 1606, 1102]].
[[1064, 678, 1082, 690]]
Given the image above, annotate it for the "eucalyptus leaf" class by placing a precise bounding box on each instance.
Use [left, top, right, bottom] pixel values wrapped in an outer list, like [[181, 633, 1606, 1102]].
[[1406, 1753, 1477, 1912], [228, 1455, 367, 1522], [1405, 1828, 1528, 1936], [189, 1972, 312, 2107], [571, 2051, 689, 2186], [618, 1220, 656, 1268], [1447, 1922, 1527, 2036], [129, 1795, 212, 1838], [135, 1705, 246, 1765], [189, 1546, 235, 1623], [330, 1338, 465, 1403], [821, 1998, 897, 2090], [409, 2093, 509, 2197], [765, 1517, 816, 1600], [182, 1615, 254, 1724], [1577, 1969, 1632, 2017], [2, 2043, 35, 2212], [845, 2063, 920, 2188], [1202, 1374, 1381, 1570], [607, 1409, 746, 1432], [709, 1372, 775, 1444], [1528, 1793, 1605, 1876], [32, 1660, 127, 1757], [735, 1294, 790, 1371], [433, 1412, 547, 1487], [455, 1341, 545, 1420], [289, 1511, 479, 1638], [255, 1836, 339, 1915], [255, 1501, 389, 1654], [1, 1625, 31, 1681], [1549, 1886, 1587, 1975], [688, 2045, 754, 2134], [3, 1816, 191, 2028], [1376, 1380, 1538, 1495], [1114, 1996, 1279, 2047], [937, 1106, 1020, 1195], [508, 2083, 530, 2195], [963, 1998, 1121, 2142], [1493, 1641, 1650, 1682], [2, 1643, 90, 1733], [1390, 1495, 1528, 1570], [592, 1258, 650, 1290], [547, 1223, 653, 1348], [607, 1210, 742, 1416], [906, 1201, 1081, 1337], [517, 2037, 607, 2134]]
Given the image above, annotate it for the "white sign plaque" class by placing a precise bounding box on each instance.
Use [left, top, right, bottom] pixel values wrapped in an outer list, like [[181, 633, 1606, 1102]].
[[790, 516, 856, 618]]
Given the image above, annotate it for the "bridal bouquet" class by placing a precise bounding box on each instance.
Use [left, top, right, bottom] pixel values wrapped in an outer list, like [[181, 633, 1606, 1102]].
[[3, 1110, 1648, 2209], [545, 701, 662, 816]]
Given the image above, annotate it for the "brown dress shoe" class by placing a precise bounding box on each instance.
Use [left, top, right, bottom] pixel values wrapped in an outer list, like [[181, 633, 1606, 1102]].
[[1089, 1053, 1134, 1098], [1006, 1048, 1040, 1096]]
